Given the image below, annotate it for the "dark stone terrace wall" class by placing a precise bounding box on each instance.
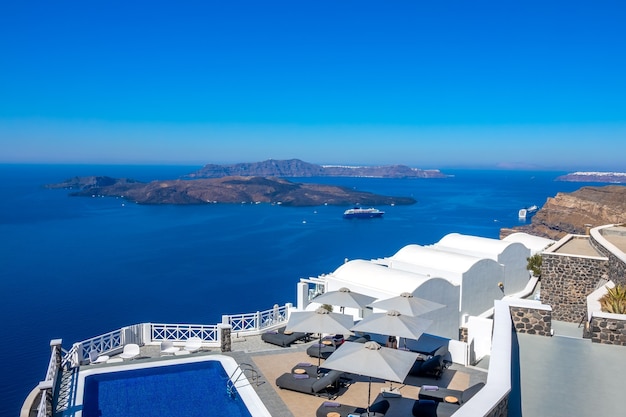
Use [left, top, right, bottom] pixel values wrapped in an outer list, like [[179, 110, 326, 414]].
[[589, 315, 626, 346], [541, 253, 609, 322], [510, 306, 551, 336], [590, 233, 626, 285]]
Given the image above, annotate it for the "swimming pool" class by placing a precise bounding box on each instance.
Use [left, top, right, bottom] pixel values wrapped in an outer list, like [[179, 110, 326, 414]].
[[74, 355, 271, 417]]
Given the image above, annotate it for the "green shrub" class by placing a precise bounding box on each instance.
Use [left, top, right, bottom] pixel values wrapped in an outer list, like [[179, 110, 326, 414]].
[[526, 254, 542, 277], [600, 284, 626, 314]]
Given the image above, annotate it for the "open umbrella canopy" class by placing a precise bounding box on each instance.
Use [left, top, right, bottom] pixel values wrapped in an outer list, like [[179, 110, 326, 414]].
[[313, 287, 377, 312], [323, 341, 418, 383], [368, 292, 445, 317], [351, 310, 432, 342], [285, 307, 354, 336], [323, 341, 419, 412]]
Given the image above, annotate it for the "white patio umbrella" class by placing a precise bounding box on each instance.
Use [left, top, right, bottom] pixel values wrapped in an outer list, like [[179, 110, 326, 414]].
[[368, 292, 445, 317], [322, 341, 418, 414], [285, 307, 354, 370], [313, 287, 377, 313], [351, 309, 433, 349]]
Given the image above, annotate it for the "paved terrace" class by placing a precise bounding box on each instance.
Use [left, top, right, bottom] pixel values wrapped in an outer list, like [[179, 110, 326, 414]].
[[48, 334, 487, 417], [601, 225, 626, 253]]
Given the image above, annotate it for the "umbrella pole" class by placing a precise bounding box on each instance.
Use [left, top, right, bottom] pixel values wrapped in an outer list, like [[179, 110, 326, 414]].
[[317, 335, 322, 376], [367, 376, 372, 415]]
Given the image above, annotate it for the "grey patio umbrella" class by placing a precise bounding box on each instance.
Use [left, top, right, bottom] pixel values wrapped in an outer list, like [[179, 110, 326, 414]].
[[313, 287, 377, 313], [368, 291, 445, 317], [351, 309, 433, 349], [322, 341, 418, 414], [285, 307, 354, 370]]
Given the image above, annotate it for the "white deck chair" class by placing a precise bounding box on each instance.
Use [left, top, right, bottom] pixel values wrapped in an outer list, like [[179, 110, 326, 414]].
[[119, 343, 140, 360], [88, 350, 110, 364], [183, 337, 202, 353], [160, 340, 180, 356]]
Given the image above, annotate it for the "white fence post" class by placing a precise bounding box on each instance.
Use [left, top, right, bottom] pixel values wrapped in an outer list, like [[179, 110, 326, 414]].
[[142, 323, 152, 344], [297, 282, 308, 310]]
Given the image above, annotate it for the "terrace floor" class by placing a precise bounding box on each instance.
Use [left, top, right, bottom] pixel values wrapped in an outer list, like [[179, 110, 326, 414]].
[[47, 335, 487, 417]]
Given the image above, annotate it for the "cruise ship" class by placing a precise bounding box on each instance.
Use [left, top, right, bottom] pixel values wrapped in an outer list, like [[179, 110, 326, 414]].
[[343, 207, 385, 219]]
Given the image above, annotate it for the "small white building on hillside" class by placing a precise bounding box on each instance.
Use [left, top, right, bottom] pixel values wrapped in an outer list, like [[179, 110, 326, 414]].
[[432, 233, 531, 295]]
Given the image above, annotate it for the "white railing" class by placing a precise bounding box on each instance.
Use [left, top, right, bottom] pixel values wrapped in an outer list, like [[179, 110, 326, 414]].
[[67, 328, 124, 366], [37, 341, 62, 417], [226, 304, 289, 334], [151, 323, 218, 343], [59, 303, 293, 367]]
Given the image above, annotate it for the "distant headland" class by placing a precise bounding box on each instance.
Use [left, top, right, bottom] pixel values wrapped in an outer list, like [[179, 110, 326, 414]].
[[45, 175, 417, 207], [556, 172, 626, 183], [185, 159, 448, 179]]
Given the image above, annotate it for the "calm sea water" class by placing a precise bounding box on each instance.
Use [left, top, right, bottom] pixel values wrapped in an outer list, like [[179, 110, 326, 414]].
[[0, 164, 603, 416]]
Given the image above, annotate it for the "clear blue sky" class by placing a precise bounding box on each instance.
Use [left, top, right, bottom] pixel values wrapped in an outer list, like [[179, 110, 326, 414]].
[[1, 1, 625, 170]]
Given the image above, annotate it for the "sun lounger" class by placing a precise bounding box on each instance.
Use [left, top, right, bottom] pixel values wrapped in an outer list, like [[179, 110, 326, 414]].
[[315, 399, 389, 417], [418, 382, 485, 405], [307, 335, 370, 359], [261, 327, 309, 347], [275, 369, 344, 398], [408, 354, 444, 378], [412, 399, 460, 417]]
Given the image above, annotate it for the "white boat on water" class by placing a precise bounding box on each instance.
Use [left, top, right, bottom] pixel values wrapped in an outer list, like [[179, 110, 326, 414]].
[[519, 205, 538, 219], [518, 208, 527, 219]]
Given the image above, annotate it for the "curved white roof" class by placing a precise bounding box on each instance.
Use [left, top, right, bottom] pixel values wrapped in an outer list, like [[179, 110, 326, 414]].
[[331, 259, 434, 294], [503, 232, 555, 254], [391, 244, 484, 274], [435, 233, 514, 255]]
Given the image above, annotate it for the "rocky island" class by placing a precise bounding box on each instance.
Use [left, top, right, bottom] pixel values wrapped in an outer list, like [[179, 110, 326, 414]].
[[186, 158, 448, 179], [556, 172, 626, 183], [501, 185, 626, 240], [46, 175, 417, 207]]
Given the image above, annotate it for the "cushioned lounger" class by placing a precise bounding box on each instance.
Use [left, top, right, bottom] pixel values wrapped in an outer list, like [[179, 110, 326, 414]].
[[261, 327, 308, 347], [409, 354, 444, 378], [418, 382, 485, 404], [316, 399, 390, 417], [412, 399, 460, 417], [307, 335, 370, 359], [275, 369, 344, 398]]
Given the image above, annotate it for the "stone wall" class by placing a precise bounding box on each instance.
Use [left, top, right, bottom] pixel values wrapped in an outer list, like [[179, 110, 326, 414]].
[[509, 306, 551, 336], [459, 326, 468, 343], [541, 253, 609, 322], [589, 315, 626, 346], [591, 233, 626, 285]]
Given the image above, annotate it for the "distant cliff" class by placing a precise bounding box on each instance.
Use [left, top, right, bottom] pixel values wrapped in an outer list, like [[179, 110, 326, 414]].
[[46, 176, 417, 207], [501, 185, 626, 240], [186, 159, 447, 179], [556, 172, 626, 183]]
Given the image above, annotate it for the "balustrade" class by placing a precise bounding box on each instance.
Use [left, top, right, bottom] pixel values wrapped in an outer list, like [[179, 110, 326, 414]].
[[37, 340, 61, 417], [151, 323, 218, 342]]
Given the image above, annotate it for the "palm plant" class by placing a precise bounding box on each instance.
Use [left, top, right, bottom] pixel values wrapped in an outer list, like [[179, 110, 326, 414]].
[[599, 284, 626, 315], [526, 254, 542, 277]]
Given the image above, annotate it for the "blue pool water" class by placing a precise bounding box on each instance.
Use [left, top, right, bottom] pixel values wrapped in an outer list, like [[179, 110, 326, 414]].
[[82, 360, 252, 417]]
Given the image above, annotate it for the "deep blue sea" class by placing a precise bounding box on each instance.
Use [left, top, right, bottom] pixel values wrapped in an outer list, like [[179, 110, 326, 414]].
[[0, 164, 607, 416]]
